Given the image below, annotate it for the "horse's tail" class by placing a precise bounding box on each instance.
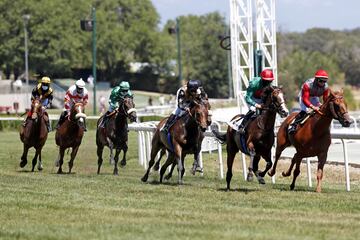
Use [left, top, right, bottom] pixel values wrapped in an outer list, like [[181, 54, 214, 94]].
[[211, 125, 226, 144]]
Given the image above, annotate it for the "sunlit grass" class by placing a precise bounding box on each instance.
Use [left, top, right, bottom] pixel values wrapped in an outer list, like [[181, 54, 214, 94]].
[[1, 130, 360, 240]]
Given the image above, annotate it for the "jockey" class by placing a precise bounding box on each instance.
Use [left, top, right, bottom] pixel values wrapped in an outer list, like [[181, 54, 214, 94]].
[[56, 78, 89, 130], [24, 76, 53, 131], [238, 69, 274, 134], [100, 81, 133, 128], [288, 69, 329, 134], [161, 79, 207, 133]]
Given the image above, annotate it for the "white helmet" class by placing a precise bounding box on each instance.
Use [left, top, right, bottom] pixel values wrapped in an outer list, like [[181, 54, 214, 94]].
[[75, 78, 86, 89]]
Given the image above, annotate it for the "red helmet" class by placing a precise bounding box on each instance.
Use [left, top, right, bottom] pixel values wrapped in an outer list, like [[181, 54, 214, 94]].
[[260, 69, 274, 81], [314, 69, 328, 79]]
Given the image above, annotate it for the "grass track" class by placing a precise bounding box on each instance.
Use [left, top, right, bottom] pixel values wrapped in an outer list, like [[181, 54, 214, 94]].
[[1, 130, 360, 240]]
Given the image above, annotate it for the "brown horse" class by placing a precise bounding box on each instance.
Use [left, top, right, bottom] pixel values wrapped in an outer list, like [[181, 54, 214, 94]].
[[19, 99, 49, 172], [268, 89, 352, 192], [152, 99, 212, 180], [96, 96, 137, 175], [141, 100, 210, 184], [55, 102, 86, 174], [212, 86, 289, 190]]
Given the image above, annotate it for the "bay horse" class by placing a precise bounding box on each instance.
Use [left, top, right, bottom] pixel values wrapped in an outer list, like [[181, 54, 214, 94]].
[[19, 99, 49, 172], [55, 102, 86, 174], [141, 100, 210, 184], [268, 89, 352, 192], [96, 96, 137, 175], [212, 86, 289, 190], [152, 99, 212, 180]]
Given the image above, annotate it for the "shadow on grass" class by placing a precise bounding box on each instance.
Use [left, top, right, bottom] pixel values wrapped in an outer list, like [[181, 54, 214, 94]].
[[145, 179, 191, 187], [217, 187, 257, 193]]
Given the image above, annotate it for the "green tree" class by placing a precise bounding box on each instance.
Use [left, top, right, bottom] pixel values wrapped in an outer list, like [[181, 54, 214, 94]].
[[164, 13, 229, 98]]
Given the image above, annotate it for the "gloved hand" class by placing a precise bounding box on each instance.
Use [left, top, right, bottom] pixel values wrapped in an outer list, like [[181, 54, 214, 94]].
[[255, 103, 262, 109]]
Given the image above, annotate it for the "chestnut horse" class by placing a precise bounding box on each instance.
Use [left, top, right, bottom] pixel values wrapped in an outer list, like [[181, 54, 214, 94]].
[[268, 89, 352, 192], [212, 86, 289, 190], [141, 100, 210, 184], [19, 99, 49, 172], [55, 102, 86, 174], [96, 96, 137, 175]]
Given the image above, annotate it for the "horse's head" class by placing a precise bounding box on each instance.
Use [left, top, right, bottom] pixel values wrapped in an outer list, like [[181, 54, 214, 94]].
[[120, 96, 137, 122], [190, 100, 209, 132], [263, 86, 289, 118], [71, 102, 87, 129], [31, 99, 42, 121], [324, 89, 352, 127]]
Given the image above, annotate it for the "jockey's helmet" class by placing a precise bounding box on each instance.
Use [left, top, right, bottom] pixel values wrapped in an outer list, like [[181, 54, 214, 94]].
[[314, 69, 329, 79], [187, 79, 201, 94], [41, 76, 51, 84], [75, 79, 86, 94], [260, 69, 274, 81], [119, 81, 130, 92]]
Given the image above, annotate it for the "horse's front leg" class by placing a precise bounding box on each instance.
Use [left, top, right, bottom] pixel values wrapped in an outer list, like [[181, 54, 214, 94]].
[[113, 148, 121, 175], [120, 143, 128, 168], [316, 152, 327, 193], [160, 154, 174, 183], [37, 150, 43, 171], [68, 146, 79, 174], [20, 144, 29, 168], [31, 149, 40, 172], [290, 157, 302, 190], [57, 147, 65, 174], [259, 151, 272, 178], [174, 144, 183, 185], [97, 144, 104, 174], [191, 150, 203, 175], [252, 155, 264, 184]]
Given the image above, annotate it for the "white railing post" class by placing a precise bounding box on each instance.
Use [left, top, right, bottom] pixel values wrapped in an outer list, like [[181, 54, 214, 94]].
[[341, 139, 350, 191]]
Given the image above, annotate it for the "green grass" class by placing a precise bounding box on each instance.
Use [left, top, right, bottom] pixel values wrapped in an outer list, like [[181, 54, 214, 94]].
[[1, 130, 360, 240]]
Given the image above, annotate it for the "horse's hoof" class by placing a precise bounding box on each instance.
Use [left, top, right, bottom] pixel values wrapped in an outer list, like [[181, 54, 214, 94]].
[[258, 171, 265, 178], [246, 173, 254, 182], [258, 178, 266, 185], [113, 170, 119, 176], [20, 160, 27, 168], [290, 184, 295, 190], [153, 165, 160, 171], [120, 160, 126, 168], [57, 169, 63, 174], [164, 175, 171, 180], [38, 165, 43, 171], [141, 176, 148, 182]]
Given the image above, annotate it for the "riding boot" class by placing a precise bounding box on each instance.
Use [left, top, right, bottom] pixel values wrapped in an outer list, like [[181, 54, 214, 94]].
[[56, 111, 67, 130], [238, 110, 255, 134], [288, 111, 306, 134], [161, 114, 177, 133], [100, 111, 111, 128]]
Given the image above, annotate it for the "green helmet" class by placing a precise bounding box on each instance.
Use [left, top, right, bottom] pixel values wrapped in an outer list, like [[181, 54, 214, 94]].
[[119, 81, 130, 91]]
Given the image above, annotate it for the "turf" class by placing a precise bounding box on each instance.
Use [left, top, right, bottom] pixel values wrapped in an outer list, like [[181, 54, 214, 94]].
[[1, 130, 360, 240]]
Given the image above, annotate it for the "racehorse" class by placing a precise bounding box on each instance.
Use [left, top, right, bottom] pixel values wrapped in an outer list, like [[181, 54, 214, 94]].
[[152, 100, 212, 181], [55, 102, 86, 174], [96, 96, 137, 175], [268, 89, 352, 192], [212, 86, 289, 190], [141, 99, 210, 184], [19, 99, 49, 172]]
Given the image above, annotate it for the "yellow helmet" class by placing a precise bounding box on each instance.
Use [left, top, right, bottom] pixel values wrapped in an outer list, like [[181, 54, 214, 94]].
[[41, 76, 51, 84]]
